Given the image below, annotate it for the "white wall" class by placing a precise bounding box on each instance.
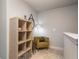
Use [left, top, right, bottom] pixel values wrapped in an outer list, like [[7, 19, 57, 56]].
[[7, 0, 36, 56], [7, 0, 37, 19], [37, 4, 78, 49], [0, 0, 7, 59]]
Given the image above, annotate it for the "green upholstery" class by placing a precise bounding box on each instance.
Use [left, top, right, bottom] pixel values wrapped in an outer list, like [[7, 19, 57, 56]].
[[34, 36, 49, 49]]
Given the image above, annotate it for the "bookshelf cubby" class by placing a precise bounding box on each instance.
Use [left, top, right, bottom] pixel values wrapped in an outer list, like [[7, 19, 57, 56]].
[[26, 50, 32, 59], [9, 17, 32, 59], [18, 43, 26, 54], [26, 21, 32, 31], [26, 41, 31, 49], [26, 31, 32, 40], [18, 20, 26, 31], [18, 32, 26, 42], [18, 53, 26, 59]]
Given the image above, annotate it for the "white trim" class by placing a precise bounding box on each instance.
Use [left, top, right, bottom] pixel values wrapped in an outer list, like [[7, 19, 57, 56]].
[[49, 46, 64, 51]]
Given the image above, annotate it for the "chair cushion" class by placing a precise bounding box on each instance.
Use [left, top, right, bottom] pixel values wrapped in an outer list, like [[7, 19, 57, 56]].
[[39, 37, 45, 42]]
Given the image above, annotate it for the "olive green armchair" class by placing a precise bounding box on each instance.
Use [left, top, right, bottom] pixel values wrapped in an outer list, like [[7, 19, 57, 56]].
[[34, 37, 49, 49]]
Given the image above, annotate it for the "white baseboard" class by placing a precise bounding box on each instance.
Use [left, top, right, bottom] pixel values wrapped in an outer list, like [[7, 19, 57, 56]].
[[49, 46, 64, 51]]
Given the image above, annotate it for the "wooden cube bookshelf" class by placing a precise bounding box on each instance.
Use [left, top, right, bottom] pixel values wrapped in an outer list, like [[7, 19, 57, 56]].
[[9, 17, 32, 59]]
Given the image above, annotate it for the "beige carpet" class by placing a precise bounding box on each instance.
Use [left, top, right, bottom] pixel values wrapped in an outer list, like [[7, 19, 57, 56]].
[[31, 49, 63, 59]]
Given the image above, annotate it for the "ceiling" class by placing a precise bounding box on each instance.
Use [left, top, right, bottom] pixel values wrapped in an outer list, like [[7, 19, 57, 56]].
[[24, 0, 78, 12]]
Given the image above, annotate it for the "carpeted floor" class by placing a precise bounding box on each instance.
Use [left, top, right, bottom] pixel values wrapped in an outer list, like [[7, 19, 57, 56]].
[[31, 49, 63, 59]]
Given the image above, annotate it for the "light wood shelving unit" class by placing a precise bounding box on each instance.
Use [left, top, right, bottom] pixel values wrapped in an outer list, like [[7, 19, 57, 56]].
[[9, 17, 32, 59]]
